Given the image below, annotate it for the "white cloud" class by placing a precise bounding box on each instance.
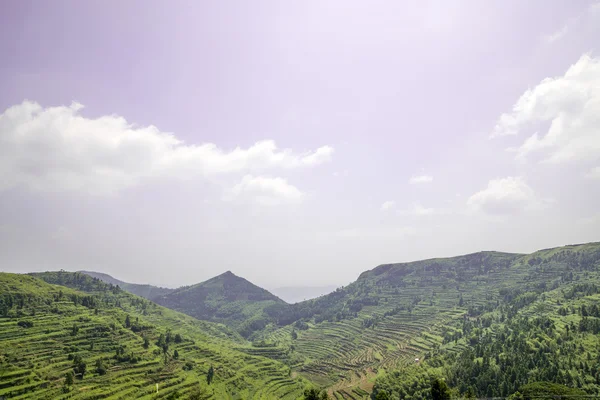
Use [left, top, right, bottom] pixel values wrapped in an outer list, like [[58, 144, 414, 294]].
[[380, 201, 396, 211], [409, 175, 433, 184], [467, 177, 542, 215], [0, 101, 333, 195], [492, 54, 600, 166], [399, 202, 436, 217], [544, 25, 568, 43], [224, 175, 304, 206]]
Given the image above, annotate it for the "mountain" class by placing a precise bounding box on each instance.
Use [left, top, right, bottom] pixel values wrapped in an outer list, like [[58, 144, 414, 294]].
[[0, 271, 305, 399], [152, 271, 287, 338], [370, 243, 600, 399], [271, 285, 339, 303], [256, 242, 600, 398], [79, 270, 175, 299], [4, 241, 600, 399]]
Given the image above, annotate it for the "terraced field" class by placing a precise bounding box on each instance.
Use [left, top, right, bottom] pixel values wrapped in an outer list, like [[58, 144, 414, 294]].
[[0, 272, 306, 399], [260, 243, 600, 398], [2, 243, 599, 399]]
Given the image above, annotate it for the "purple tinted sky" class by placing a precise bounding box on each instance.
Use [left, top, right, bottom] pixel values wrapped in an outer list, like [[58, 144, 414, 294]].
[[1, 1, 599, 288]]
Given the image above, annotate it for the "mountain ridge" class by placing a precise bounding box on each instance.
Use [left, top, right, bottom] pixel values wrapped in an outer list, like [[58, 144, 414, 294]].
[[0, 271, 305, 399], [79, 270, 175, 299], [152, 269, 287, 338]]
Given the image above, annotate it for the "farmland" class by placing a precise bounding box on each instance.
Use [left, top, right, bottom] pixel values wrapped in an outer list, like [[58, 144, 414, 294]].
[[2, 242, 600, 399], [0, 272, 305, 399]]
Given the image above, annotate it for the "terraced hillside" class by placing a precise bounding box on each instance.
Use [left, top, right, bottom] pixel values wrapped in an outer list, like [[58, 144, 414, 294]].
[[372, 260, 600, 399], [79, 270, 175, 300], [259, 243, 600, 399], [152, 271, 287, 338], [0, 272, 306, 399]]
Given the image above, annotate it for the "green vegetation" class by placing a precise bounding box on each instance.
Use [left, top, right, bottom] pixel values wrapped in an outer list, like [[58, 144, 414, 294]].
[[3, 241, 600, 399], [368, 243, 600, 399], [0, 272, 305, 399], [259, 242, 600, 398], [80, 270, 175, 300], [152, 271, 287, 338]]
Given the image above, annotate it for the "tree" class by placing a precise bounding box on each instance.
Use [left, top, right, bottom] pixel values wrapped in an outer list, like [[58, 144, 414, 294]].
[[71, 323, 79, 336], [73, 359, 87, 379], [188, 385, 209, 400], [291, 330, 298, 340], [65, 371, 74, 385], [173, 349, 179, 359], [143, 336, 150, 349], [95, 359, 107, 375], [174, 333, 183, 343], [125, 314, 131, 328], [374, 390, 390, 400], [431, 378, 450, 400], [303, 388, 329, 400], [162, 342, 169, 362], [207, 365, 214, 385]]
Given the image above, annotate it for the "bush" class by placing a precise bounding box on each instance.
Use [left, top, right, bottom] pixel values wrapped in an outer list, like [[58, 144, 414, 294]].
[[17, 320, 34, 328]]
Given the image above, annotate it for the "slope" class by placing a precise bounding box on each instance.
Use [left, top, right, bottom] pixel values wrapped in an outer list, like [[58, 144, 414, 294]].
[[79, 270, 175, 300], [0, 271, 306, 399], [257, 242, 600, 399], [372, 250, 600, 399], [152, 271, 287, 338]]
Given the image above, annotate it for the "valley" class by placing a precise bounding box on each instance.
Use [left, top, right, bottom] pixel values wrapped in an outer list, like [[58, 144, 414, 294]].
[[1, 242, 600, 399]]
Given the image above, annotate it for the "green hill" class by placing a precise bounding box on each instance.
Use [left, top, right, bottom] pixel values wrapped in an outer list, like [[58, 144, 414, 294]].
[[152, 271, 287, 339], [3, 242, 600, 399], [256, 242, 600, 398], [0, 271, 306, 399], [79, 270, 175, 300]]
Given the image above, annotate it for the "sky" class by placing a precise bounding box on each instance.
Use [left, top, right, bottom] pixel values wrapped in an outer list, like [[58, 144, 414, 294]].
[[1, 1, 599, 289]]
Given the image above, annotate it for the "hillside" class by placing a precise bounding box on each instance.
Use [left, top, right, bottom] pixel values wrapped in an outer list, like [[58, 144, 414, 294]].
[[79, 270, 175, 300], [152, 271, 287, 338], [0, 271, 306, 399], [371, 252, 600, 399], [3, 242, 600, 399], [254, 243, 600, 399]]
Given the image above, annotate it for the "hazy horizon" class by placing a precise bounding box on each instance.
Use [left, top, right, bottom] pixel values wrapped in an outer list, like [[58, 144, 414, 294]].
[[1, 1, 599, 289]]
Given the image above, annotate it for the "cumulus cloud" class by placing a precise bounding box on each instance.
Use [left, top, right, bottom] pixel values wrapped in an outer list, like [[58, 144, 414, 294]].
[[409, 175, 433, 184], [224, 175, 304, 206], [467, 177, 543, 215], [0, 101, 333, 195], [492, 54, 600, 166], [380, 201, 396, 211]]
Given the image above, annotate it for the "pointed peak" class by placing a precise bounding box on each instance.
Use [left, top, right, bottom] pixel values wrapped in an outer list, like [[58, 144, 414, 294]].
[[217, 270, 236, 279]]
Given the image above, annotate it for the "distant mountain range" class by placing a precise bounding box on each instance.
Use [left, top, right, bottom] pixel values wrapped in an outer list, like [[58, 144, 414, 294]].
[[79, 270, 175, 299], [151, 271, 286, 338], [80, 269, 289, 338]]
